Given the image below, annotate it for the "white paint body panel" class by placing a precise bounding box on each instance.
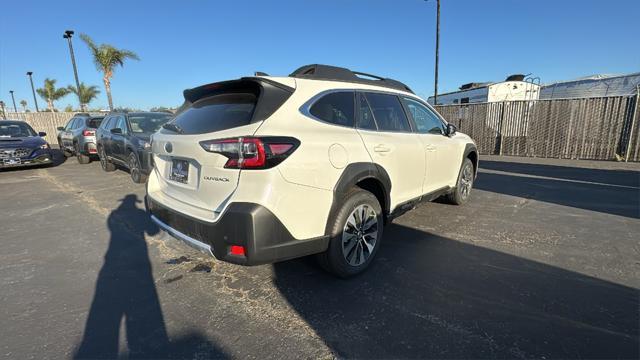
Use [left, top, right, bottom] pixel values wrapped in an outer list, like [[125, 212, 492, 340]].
[[147, 76, 476, 241]]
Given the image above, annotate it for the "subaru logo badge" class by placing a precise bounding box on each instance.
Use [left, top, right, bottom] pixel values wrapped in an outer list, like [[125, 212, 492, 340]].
[[165, 142, 173, 153]]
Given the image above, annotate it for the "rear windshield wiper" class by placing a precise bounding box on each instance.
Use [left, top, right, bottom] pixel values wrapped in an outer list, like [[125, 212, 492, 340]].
[[162, 123, 184, 134]]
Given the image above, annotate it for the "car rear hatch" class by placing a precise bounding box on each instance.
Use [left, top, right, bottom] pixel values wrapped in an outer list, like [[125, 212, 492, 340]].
[[150, 77, 295, 218]]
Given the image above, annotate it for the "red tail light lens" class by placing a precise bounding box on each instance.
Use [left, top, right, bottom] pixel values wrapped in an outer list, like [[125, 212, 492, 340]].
[[83, 130, 95, 136], [199, 136, 299, 169]]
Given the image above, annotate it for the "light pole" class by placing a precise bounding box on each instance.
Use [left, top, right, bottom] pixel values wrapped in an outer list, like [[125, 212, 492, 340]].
[[63, 30, 83, 110], [26, 71, 40, 112], [433, 0, 440, 105], [9, 91, 17, 112]]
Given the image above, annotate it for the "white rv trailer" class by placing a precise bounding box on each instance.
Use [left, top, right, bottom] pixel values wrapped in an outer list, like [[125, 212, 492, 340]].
[[428, 78, 541, 105]]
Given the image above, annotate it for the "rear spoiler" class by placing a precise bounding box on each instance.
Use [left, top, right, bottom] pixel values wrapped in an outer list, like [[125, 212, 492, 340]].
[[181, 78, 295, 124]]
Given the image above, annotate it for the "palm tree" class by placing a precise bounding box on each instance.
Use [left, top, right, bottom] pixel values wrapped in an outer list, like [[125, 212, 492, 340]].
[[20, 100, 27, 112], [67, 82, 101, 110], [80, 34, 139, 111], [36, 78, 71, 112]]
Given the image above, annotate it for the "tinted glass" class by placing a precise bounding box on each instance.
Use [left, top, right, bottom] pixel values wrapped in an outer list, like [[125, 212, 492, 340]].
[[403, 97, 444, 134], [365, 93, 411, 132], [128, 113, 172, 134], [357, 93, 377, 130], [0, 122, 37, 137], [115, 117, 127, 133], [65, 118, 76, 130], [169, 93, 256, 135], [87, 117, 104, 129], [101, 117, 113, 130], [309, 92, 354, 127]]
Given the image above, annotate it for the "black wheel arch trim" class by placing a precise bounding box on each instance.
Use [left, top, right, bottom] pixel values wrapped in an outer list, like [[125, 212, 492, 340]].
[[325, 162, 392, 234], [463, 143, 479, 178]]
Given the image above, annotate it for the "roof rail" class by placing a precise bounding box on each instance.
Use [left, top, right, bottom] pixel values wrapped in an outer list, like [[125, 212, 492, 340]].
[[289, 64, 414, 94]]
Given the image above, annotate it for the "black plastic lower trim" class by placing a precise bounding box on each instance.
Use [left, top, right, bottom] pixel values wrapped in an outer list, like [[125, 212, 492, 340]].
[[147, 197, 329, 265], [388, 186, 451, 221]]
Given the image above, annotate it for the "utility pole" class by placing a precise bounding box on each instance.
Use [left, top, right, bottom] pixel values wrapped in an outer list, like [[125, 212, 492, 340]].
[[434, 0, 441, 105], [26, 72, 40, 112], [9, 91, 17, 112], [63, 30, 83, 111]]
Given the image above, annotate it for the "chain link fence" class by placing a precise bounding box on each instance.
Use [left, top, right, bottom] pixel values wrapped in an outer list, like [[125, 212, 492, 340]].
[[435, 95, 640, 162]]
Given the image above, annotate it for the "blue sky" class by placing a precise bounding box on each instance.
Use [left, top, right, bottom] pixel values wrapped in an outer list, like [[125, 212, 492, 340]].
[[1, 0, 638, 110]]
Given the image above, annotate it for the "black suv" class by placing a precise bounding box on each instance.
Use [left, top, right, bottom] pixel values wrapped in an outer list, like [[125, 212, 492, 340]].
[[96, 112, 172, 183]]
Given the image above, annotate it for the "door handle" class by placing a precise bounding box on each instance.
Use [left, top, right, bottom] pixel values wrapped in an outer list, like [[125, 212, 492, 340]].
[[425, 145, 437, 152], [374, 144, 391, 153]]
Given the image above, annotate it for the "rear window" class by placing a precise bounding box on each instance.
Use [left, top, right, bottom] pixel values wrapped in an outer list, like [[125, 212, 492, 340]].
[[169, 93, 257, 135], [86, 117, 104, 129], [128, 113, 173, 134]]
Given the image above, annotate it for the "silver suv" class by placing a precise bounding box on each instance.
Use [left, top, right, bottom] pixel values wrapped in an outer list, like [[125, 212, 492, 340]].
[[57, 113, 104, 164]]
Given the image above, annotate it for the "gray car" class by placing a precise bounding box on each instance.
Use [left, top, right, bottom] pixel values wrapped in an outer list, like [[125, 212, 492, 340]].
[[57, 113, 105, 164]]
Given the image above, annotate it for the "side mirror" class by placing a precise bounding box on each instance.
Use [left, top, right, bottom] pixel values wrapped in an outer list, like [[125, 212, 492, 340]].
[[445, 123, 457, 136], [38, 131, 47, 137], [57, 126, 64, 131], [110, 128, 123, 134]]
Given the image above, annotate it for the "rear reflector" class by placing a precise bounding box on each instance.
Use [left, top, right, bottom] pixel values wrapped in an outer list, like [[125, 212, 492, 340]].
[[83, 130, 95, 136], [229, 245, 245, 256], [199, 136, 300, 169]]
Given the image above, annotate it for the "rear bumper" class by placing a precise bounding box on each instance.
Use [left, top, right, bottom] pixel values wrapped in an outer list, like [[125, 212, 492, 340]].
[[146, 196, 329, 265]]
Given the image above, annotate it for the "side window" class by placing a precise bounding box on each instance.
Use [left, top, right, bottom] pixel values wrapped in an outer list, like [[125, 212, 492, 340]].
[[65, 118, 76, 130], [101, 117, 112, 130], [402, 97, 444, 134], [115, 117, 127, 134], [364, 93, 411, 132], [74, 118, 85, 129], [309, 92, 354, 127], [357, 93, 377, 130]]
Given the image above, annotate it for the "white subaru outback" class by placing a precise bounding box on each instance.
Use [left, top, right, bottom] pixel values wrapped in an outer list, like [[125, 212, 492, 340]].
[[146, 64, 478, 277]]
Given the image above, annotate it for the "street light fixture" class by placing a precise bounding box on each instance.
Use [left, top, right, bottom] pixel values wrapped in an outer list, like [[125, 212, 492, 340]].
[[26, 71, 40, 112], [9, 90, 17, 112], [63, 29, 83, 110]]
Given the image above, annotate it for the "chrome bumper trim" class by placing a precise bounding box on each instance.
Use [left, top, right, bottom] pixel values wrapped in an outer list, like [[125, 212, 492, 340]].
[[150, 214, 214, 257]]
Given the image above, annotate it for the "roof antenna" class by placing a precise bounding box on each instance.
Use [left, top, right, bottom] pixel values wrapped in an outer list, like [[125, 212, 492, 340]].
[[254, 71, 269, 76]]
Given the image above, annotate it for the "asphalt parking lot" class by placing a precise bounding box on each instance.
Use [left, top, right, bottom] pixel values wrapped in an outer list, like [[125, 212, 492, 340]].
[[1, 151, 639, 359]]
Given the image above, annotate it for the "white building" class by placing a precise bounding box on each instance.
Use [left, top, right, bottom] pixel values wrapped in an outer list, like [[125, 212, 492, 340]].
[[428, 75, 541, 105]]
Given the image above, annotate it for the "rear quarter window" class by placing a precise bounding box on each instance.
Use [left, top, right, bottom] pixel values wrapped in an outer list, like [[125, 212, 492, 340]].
[[169, 93, 257, 135], [309, 92, 355, 127]]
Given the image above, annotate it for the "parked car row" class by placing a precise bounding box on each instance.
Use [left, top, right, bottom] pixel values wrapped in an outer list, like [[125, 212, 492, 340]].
[[55, 111, 172, 183], [3, 64, 479, 277]]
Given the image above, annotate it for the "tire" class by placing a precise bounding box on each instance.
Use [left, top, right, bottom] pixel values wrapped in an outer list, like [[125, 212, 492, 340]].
[[128, 152, 147, 184], [59, 139, 71, 157], [98, 146, 116, 172], [317, 188, 384, 278], [445, 158, 474, 205], [75, 144, 91, 164]]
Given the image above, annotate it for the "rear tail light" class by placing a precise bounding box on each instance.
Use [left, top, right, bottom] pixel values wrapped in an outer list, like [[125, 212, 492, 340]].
[[83, 130, 95, 136], [199, 136, 299, 169]]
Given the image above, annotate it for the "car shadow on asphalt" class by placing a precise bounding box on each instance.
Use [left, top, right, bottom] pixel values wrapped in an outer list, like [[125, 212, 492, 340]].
[[476, 161, 640, 218], [74, 194, 225, 359], [272, 224, 639, 359]]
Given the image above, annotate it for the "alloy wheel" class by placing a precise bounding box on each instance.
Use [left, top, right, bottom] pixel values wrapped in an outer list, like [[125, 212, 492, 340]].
[[129, 154, 140, 182], [99, 148, 107, 170], [459, 163, 474, 200], [342, 204, 378, 266]]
